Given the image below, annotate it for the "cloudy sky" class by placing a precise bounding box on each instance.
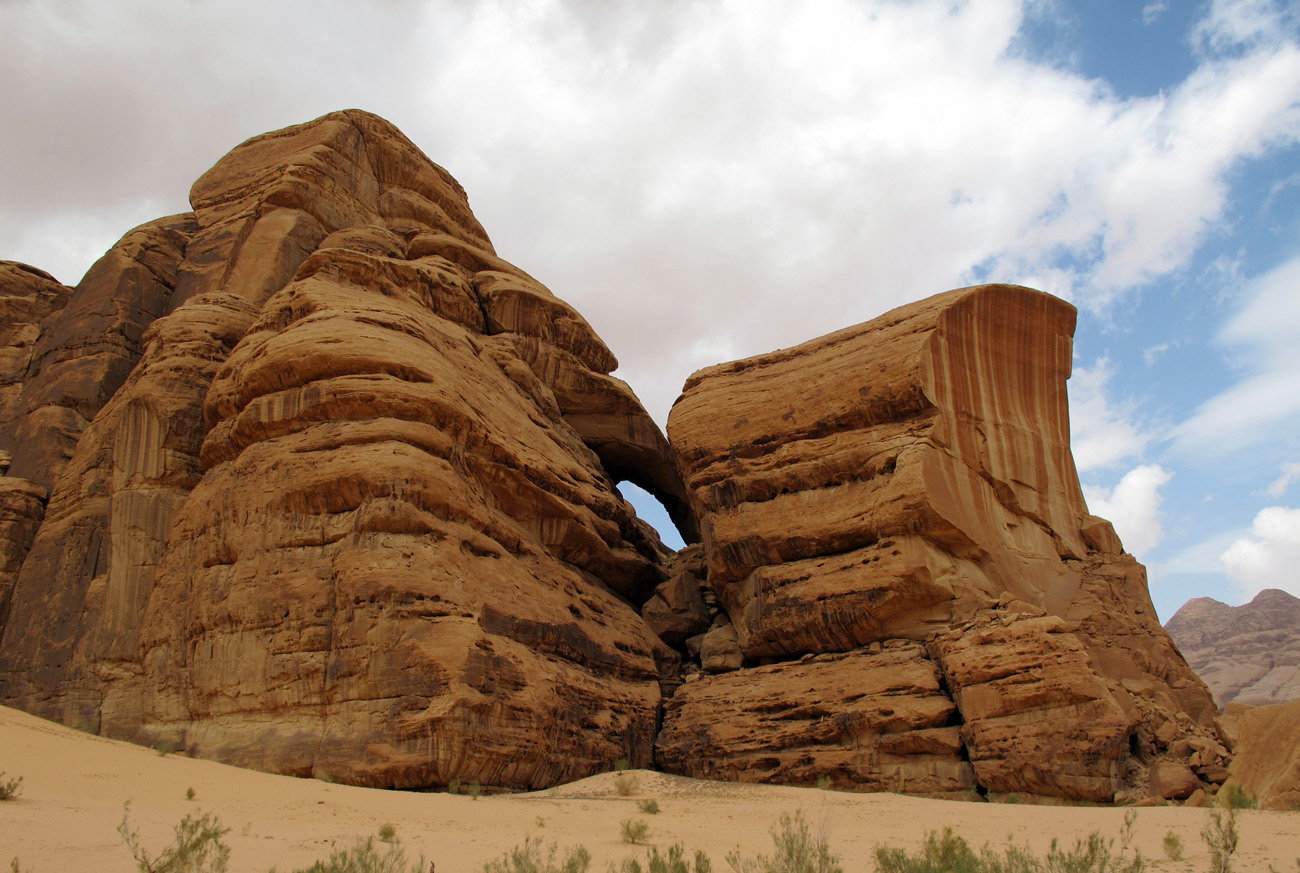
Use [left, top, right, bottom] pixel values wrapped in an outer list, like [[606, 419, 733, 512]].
[[3, 0, 1298, 621]]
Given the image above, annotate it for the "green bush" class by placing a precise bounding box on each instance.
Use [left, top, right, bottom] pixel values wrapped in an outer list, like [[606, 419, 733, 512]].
[[1162, 832, 1183, 862], [637, 799, 661, 815], [0, 773, 22, 801], [1203, 806, 1239, 873], [480, 835, 591, 873], [614, 759, 631, 772], [726, 810, 842, 873], [378, 823, 396, 843], [619, 844, 712, 873], [814, 776, 832, 791], [448, 778, 461, 795], [469, 781, 482, 800], [1220, 785, 1257, 810], [118, 802, 230, 873], [874, 826, 1144, 873], [615, 772, 640, 797], [284, 836, 426, 873], [621, 820, 651, 845]]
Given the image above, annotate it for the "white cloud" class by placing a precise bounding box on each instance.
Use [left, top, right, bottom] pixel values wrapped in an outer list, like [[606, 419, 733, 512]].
[[1172, 253, 1300, 457], [1142, 2, 1168, 26], [1267, 463, 1300, 497], [1083, 465, 1173, 558], [1069, 357, 1156, 472], [1220, 505, 1300, 601], [1, 0, 1299, 426], [1193, 0, 1299, 56]]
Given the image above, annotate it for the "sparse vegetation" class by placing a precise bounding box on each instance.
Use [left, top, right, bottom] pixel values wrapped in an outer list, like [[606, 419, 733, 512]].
[[448, 778, 461, 795], [12, 859, 32, 873], [614, 759, 631, 772], [637, 798, 661, 815], [0, 773, 23, 800], [118, 801, 230, 873], [186, 787, 196, 801], [726, 810, 842, 873], [1220, 785, 1257, 811], [480, 835, 591, 873], [1162, 832, 1184, 862], [621, 819, 651, 845], [1203, 804, 1239, 873], [469, 781, 482, 800], [154, 739, 177, 757], [537, 816, 547, 828], [619, 844, 712, 873], [815, 776, 832, 791], [378, 823, 396, 843], [284, 835, 426, 873], [874, 826, 1145, 873], [615, 772, 640, 797]]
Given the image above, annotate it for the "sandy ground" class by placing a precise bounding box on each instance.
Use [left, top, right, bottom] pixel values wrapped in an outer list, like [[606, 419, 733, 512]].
[[2, 705, 1297, 872]]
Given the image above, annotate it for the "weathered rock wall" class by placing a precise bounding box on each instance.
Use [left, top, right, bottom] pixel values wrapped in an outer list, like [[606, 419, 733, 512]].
[[659, 285, 1222, 802], [0, 110, 683, 789]]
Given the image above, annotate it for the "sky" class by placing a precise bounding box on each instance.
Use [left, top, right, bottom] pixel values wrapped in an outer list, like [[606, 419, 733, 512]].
[[2, 0, 1298, 622]]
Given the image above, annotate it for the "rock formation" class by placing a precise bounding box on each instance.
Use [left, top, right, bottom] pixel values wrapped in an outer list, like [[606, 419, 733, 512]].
[[1165, 589, 1300, 708], [659, 286, 1223, 802], [1225, 697, 1300, 810], [0, 110, 1225, 802], [0, 110, 684, 789]]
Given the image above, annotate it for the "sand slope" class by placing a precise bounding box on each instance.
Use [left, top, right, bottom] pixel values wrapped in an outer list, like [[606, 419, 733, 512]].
[[1, 705, 1296, 872]]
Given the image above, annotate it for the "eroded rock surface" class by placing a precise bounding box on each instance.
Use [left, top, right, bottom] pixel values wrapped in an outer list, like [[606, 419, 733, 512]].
[[1166, 589, 1300, 708], [1226, 697, 1300, 810], [0, 110, 683, 789], [660, 285, 1221, 802]]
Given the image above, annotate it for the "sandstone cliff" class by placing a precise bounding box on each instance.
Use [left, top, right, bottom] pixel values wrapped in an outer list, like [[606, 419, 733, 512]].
[[1165, 589, 1300, 708], [660, 285, 1222, 802], [1224, 697, 1300, 810], [0, 110, 685, 789], [0, 110, 1222, 802]]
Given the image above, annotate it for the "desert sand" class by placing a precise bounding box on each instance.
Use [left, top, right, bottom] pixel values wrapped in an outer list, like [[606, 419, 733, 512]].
[[1, 705, 1296, 873]]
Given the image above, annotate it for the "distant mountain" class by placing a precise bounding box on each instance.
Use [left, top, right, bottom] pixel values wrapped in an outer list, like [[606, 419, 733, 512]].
[[1165, 589, 1300, 708]]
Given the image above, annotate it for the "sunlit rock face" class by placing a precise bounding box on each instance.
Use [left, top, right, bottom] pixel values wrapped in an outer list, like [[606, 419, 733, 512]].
[[0, 110, 684, 790], [660, 285, 1223, 802]]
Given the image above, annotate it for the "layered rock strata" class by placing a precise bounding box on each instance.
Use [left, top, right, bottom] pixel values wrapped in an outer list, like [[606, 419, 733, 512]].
[[0, 110, 684, 789], [1166, 589, 1300, 708], [660, 285, 1223, 802], [1224, 697, 1300, 810]]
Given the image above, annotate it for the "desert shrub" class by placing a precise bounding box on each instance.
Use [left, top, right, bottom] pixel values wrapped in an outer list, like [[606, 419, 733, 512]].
[[285, 835, 426, 873], [615, 772, 640, 797], [1162, 832, 1183, 862], [448, 778, 461, 795], [378, 823, 396, 843], [637, 799, 661, 815], [1203, 806, 1239, 873], [815, 776, 832, 791], [469, 781, 482, 800], [480, 835, 591, 873], [0, 773, 22, 800], [727, 810, 842, 873], [619, 844, 713, 873], [186, 787, 196, 801], [622, 820, 651, 845], [1220, 785, 1257, 810], [874, 827, 1144, 873], [11, 859, 33, 873], [615, 759, 631, 772], [118, 802, 230, 873], [155, 739, 177, 757]]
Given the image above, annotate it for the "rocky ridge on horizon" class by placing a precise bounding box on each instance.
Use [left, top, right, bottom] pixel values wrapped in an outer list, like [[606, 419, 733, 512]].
[[0, 109, 1225, 804], [1165, 588, 1300, 709]]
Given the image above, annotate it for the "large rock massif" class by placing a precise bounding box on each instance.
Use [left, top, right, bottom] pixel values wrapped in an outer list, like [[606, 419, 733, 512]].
[[1165, 589, 1300, 708], [0, 110, 1224, 802]]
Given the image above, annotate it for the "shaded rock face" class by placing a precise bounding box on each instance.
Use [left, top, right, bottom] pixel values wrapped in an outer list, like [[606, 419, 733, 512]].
[[0, 110, 1221, 803], [0, 110, 684, 789], [1165, 589, 1300, 708], [660, 285, 1222, 802]]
